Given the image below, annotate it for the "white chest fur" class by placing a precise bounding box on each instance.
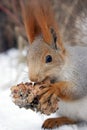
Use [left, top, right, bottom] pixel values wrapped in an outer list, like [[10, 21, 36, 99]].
[[58, 96, 87, 121]]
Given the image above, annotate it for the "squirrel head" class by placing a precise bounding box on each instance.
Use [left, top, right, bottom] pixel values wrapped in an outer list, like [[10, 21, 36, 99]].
[[27, 35, 66, 83], [21, 0, 67, 83]]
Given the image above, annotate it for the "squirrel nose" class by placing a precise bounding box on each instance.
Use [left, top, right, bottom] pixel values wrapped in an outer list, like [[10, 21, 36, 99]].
[[30, 77, 38, 82], [29, 75, 39, 82], [29, 75, 43, 83]]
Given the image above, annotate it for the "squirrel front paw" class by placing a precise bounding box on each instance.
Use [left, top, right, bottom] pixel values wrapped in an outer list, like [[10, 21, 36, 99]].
[[37, 84, 59, 115]]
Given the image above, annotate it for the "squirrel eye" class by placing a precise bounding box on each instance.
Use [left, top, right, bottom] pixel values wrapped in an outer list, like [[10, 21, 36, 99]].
[[46, 55, 52, 63]]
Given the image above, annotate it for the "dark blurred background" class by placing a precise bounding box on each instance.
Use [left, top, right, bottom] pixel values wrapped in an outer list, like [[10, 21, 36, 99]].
[[0, 0, 27, 53]]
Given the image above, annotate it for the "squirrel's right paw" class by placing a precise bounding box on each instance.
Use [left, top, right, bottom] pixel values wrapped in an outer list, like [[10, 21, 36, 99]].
[[37, 84, 59, 115]]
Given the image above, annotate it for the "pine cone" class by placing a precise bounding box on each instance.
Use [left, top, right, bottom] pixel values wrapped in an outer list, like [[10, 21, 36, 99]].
[[11, 82, 59, 115]]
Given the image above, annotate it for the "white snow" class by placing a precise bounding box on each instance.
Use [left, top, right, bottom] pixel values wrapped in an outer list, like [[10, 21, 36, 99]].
[[0, 48, 87, 130]]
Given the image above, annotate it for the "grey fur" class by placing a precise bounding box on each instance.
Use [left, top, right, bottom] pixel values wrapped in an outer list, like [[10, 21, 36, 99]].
[[52, 0, 87, 46]]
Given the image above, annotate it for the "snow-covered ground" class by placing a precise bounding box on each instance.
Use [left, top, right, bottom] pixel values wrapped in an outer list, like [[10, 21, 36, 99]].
[[0, 49, 87, 130]]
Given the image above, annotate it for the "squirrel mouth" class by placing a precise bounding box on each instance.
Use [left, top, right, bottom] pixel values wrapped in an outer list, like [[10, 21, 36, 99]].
[[33, 76, 57, 85], [42, 76, 57, 84], [50, 78, 57, 83]]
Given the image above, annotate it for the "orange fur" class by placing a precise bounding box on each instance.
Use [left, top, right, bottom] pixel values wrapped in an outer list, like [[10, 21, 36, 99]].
[[39, 81, 74, 102], [21, 0, 65, 51], [42, 117, 76, 129], [53, 81, 73, 101]]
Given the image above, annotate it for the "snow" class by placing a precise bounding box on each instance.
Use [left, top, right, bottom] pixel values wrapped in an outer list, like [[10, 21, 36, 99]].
[[0, 49, 87, 130]]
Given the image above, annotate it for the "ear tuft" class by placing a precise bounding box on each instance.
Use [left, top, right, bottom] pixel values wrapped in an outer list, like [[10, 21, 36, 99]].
[[20, 0, 65, 52], [20, 0, 41, 44]]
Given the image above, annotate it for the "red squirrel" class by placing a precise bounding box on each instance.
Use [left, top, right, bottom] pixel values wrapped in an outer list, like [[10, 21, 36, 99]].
[[21, 0, 87, 129]]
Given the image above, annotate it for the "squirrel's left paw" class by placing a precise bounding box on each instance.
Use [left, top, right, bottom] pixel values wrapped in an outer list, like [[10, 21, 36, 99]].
[[37, 84, 59, 114]]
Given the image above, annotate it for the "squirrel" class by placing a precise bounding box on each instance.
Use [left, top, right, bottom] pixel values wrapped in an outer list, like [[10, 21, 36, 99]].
[[21, 0, 87, 129]]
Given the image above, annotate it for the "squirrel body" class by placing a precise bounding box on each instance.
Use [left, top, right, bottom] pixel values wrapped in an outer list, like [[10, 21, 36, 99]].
[[21, 0, 87, 128], [61, 46, 87, 98], [58, 46, 87, 121], [58, 95, 87, 122]]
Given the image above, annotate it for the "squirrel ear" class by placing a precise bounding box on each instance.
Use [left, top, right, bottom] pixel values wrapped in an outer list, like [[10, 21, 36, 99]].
[[20, 1, 41, 44], [50, 28, 58, 50], [50, 27, 66, 53], [20, 0, 65, 53]]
